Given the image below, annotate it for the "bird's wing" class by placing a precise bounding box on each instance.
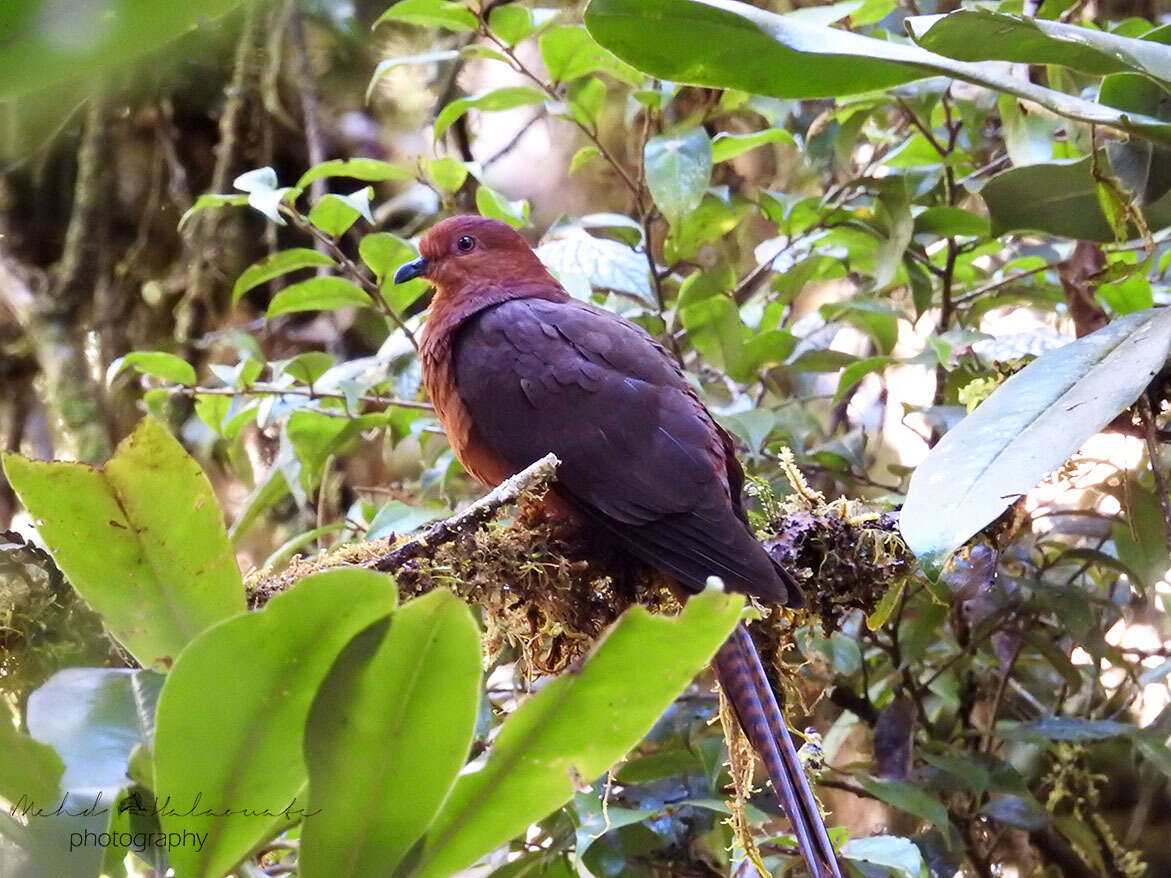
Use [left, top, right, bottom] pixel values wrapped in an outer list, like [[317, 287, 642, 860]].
[[451, 296, 795, 604]]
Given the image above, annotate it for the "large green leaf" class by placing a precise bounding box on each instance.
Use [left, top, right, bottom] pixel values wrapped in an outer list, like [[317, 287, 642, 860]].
[[153, 568, 396, 878], [0, 0, 242, 99], [2, 418, 244, 669], [981, 157, 1171, 240], [906, 11, 1171, 82], [300, 590, 480, 878], [409, 586, 743, 878], [583, 0, 1171, 145], [900, 307, 1171, 576]]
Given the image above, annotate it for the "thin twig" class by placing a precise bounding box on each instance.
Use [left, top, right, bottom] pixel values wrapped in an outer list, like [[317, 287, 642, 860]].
[[367, 453, 560, 571], [281, 207, 419, 348], [168, 383, 433, 411]]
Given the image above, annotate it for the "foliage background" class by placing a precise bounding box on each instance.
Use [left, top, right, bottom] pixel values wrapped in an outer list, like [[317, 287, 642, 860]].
[[2, 0, 1171, 876]]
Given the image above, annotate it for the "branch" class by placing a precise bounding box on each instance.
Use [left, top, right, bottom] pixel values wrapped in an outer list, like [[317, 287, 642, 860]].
[[367, 453, 561, 571], [167, 383, 433, 412]]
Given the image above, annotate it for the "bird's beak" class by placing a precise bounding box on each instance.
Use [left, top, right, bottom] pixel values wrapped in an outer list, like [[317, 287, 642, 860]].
[[393, 257, 430, 284]]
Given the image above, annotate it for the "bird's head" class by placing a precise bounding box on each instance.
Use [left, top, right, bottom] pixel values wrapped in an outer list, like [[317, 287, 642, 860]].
[[393, 215, 548, 294]]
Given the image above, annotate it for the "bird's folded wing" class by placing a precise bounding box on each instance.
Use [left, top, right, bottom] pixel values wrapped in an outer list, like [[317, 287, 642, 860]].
[[451, 296, 790, 602]]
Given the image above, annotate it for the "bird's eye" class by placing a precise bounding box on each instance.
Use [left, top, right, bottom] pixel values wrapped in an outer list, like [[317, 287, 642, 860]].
[[456, 235, 475, 252]]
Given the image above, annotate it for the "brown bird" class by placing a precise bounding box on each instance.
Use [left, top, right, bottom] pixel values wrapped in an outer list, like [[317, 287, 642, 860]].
[[395, 215, 841, 878]]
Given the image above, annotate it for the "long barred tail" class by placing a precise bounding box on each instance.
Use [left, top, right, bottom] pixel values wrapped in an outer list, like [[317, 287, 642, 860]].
[[713, 623, 842, 878]]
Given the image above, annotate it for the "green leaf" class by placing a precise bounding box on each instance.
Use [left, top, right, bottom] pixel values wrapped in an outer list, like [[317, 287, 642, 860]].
[[836, 355, 894, 401], [711, 128, 794, 163], [900, 307, 1171, 576], [359, 232, 417, 282], [583, 0, 1171, 146], [538, 25, 642, 86], [232, 249, 336, 303], [1101, 69, 1171, 205], [426, 156, 470, 192], [376, 0, 478, 32], [913, 207, 990, 238], [296, 159, 413, 189], [2, 418, 244, 668], [644, 127, 712, 227], [840, 835, 923, 878], [859, 777, 950, 829], [409, 586, 744, 878], [153, 568, 396, 878], [178, 193, 249, 230], [907, 10, 1171, 82], [275, 351, 336, 385], [267, 277, 372, 317], [476, 185, 532, 228], [488, 4, 534, 45], [0, 0, 241, 99], [434, 87, 547, 140], [982, 156, 1171, 241], [307, 187, 373, 237], [300, 590, 480, 877], [106, 351, 196, 387], [569, 145, 601, 173], [0, 707, 63, 807], [1113, 483, 1171, 587]]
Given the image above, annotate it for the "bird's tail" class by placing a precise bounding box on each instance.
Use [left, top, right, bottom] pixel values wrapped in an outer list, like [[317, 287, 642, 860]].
[[713, 623, 842, 878]]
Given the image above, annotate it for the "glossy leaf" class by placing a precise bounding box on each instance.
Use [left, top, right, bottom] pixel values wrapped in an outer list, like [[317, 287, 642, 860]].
[[711, 128, 794, 163], [300, 590, 480, 877], [584, 0, 1171, 145], [295, 159, 413, 189], [476, 186, 532, 228], [981, 157, 1171, 241], [538, 25, 642, 86], [901, 307, 1171, 575], [409, 586, 743, 878], [232, 249, 336, 303], [2, 418, 244, 668], [434, 87, 547, 140], [267, 277, 372, 317], [907, 10, 1171, 82], [376, 0, 478, 32], [153, 568, 396, 878], [106, 351, 196, 387], [644, 127, 712, 227]]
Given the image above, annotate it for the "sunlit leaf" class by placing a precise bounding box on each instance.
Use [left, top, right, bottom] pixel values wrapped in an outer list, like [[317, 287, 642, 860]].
[[154, 568, 396, 878], [409, 586, 743, 878], [301, 590, 480, 877], [901, 308, 1171, 576], [2, 418, 244, 668], [233, 249, 336, 303]]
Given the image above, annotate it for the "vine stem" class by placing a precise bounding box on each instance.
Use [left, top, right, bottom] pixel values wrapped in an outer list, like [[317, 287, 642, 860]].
[[169, 384, 433, 412], [281, 206, 419, 349]]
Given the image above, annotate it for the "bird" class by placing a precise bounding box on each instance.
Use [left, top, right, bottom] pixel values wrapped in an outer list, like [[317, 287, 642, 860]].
[[394, 215, 842, 878]]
